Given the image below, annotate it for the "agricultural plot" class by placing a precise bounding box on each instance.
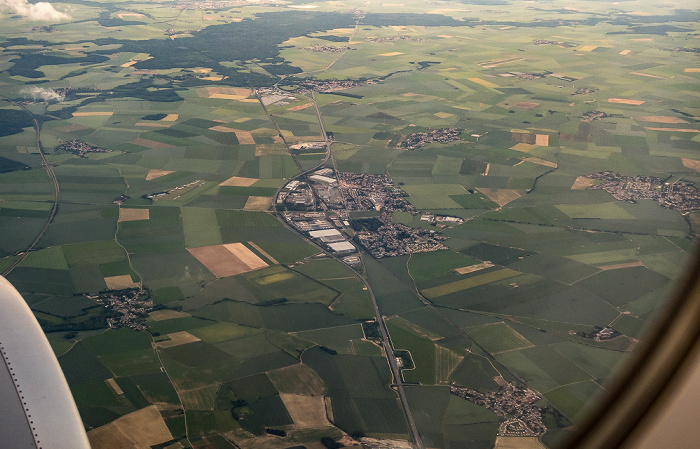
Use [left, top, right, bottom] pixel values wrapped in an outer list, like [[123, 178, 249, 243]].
[[1, 1, 698, 447]]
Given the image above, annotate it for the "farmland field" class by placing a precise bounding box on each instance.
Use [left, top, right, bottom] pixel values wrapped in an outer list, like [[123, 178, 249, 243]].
[[1, 0, 698, 447]]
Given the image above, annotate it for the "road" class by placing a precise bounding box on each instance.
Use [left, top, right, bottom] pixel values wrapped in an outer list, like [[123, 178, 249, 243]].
[[1, 102, 59, 277], [259, 87, 425, 449]]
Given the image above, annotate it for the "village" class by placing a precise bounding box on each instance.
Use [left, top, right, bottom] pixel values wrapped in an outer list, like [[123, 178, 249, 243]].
[[586, 171, 700, 211], [86, 288, 152, 331], [55, 139, 111, 157], [398, 127, 462, 150], [450, 383, 548, 437]]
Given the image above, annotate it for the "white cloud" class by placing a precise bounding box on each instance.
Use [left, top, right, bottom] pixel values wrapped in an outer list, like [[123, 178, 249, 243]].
[[0, 0, 70, 21], [20, 86, 65, 103]]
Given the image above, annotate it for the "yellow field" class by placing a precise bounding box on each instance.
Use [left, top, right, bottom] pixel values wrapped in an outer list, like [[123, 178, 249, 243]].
[[72, 111, 113, 116], [434, 112, 454, 118], [608, 98, 645, 105], [106, 378, 123, 395], [598, 261, 645, 271], [254, 271, 295, 285], [88, 405, 173, 449], [224, 242, 268, 270], [156, 331, 201, 349], [247, 241, 279, 264], [684, 68, 700, 72], [578, 45, 598, 51], [118, 208, 149, 222], [571, 176, 596, 190], [235, 130, 256, 144], [287, 102, 314, 111], [146, 169, 174, 180], [535, 134, 549, 146], [219, 176, 259, 187], [455, 261, 495, 275], [244, 196, 272, 211], [104, 275, 138, 290], [379, 52, 404, 56], [511, 143, 538, 152], [188, 243, 268, 278], [477, 188, 522, 207], [422, 268, 519, 298], [280, 394, 331, 429], [494, 436, 546, 449], [645, 127, 700, 132], [468, 77, 499, 88], [620, 49, 631, 55], [161, 114, 179, 121]]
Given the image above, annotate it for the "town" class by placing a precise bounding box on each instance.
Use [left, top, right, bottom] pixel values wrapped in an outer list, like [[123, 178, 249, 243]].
[[304, 45, 353, 53], [397, 127, 462, 150], [450, 383, 548, 437], [586, 171, 700, 211]]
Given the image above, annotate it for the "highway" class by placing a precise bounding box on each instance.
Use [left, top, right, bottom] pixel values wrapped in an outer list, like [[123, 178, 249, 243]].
[[0, 102, 59, 277]]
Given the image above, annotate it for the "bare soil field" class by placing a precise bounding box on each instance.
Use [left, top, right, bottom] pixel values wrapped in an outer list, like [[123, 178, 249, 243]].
[[156, 331, 201, 349], [104, 275, 138, 290], [219, 176, 258, 187], [188, 243, 267, 278], [455, 261, 495, 275], [280, 393, 332, 429], [149, 309, 191, 321], [608, 98, 645, 105], [146, 169, 174, 180], [118, 208, 150, 222], [88, 405, 173, 449], [571, 176, 597, 190], [477, 188, 522, 206]]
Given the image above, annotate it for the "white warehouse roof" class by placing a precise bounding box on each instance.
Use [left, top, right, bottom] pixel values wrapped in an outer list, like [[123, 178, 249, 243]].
[[309, 228, 342, 238]]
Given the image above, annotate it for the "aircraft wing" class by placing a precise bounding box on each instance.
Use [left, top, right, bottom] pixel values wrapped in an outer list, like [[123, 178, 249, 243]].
[[0, 276, 91, 449]]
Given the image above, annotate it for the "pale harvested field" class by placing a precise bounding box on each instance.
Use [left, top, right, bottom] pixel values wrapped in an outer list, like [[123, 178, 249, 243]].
[[434, 112, 454, 118], [156, 331, 201, 349], [244, 196, 272, 211], [477, 188, 522, 206], [235, 130, 256, 144], [247, 241, 279, 265], [72, 111, 113, 116], [117, 13, 143, 18], [494, 436, 546, 449], [88, 405, 173, 449], [571, 176, 597, 190], [620, 49, 631, 55], [645, 127, 700, 132], [608, 98, 645, 105], [515, 102, 539, 109], [131, 138, 175, 149], [630, 72, 664, 79], [523, 157, 557, 168], [188, 243, 267, 278], [637, 116, 688, 124], [56, 123, 87, 132], [106, 378, 124, 395], [150, 309, 191, 321], [146, 169, 174, 180], [684, 68, 700, 72], [135, 122, 170, 127], [287, 103, 314, 111], [198, 86, 250, 98], [224, 243, 268, 270], [104, 275, 138, 290], [280, 394, 331, 429], [535, 134, 549, 146], [118, 208, 149, 222], [578, 45, 598, 51], [379, 52, 404, 56], [209, 125, 237, 132], [598, 261, 644, 271], [455, 261, 495, 274], [682, 159, 700, 172], [219, 175, 259, 187], [202, 75, 223, 81], [511, 143, 537, 152], [161, 114, 178, 121]]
